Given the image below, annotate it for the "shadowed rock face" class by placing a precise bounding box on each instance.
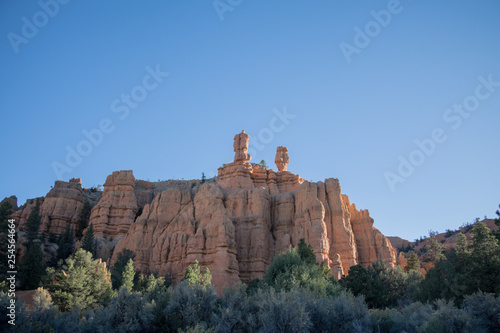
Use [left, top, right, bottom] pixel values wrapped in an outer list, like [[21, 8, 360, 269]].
[[9, 131, 396, 293]]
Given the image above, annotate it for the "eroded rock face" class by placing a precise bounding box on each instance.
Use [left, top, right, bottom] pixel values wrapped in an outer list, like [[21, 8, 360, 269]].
[[12, 180, 101, 237], [12, 131, 396, 293], [108, 133, 396, 292]]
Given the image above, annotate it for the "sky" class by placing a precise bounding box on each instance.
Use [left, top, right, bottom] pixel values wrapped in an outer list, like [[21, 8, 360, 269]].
[[0, 0, 499, 241]]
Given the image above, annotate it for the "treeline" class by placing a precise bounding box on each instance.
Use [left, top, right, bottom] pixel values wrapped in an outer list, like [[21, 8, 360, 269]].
[[0, 233, 499, 332], [1, 201, 500, 332]]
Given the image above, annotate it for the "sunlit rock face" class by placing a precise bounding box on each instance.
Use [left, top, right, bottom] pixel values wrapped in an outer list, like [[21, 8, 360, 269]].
[[102, 132, 395, 292], [12, 131, 395, 293]]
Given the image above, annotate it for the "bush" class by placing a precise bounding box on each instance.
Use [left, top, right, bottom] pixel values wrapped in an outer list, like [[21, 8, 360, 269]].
[[164, 281, 219, 332], [462, 292, 500, 332], [253, 289, 312, 333]]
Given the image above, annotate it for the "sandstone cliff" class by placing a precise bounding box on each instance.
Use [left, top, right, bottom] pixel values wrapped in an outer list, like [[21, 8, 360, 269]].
[[103, 131, 396, 291], [12, 178, 101, 236], [9, 131, 396, 292]]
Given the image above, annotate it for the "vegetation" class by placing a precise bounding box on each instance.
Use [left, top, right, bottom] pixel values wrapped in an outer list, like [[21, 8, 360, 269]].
[[76, 200, 91, 238], [19, 199, 46, 289], [6, 206, 500, 332], [44, 249, 113, 311], [81, 223, 96, 256], [0, 201, 14, 282], [55, 224, 75, 264], [111, 248, 136, 289]]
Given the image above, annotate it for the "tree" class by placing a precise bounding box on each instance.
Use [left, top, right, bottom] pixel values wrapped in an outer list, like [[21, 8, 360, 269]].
[[424, 231, 445, 263], [259, 160, 268, 170], [0, 201, 13, 281], [122, 259, 135, 292], [297, 238, 316, 265], [183, 260, 212, 286], [264, 246, 340, 296], [111, 248, 136, 289], [24, 199, 41, 247], [404, 253, 420, 272], [56, 224, 74, 263], [44, 248, 112, 311], [81, 223, 96, 256], [76, 200, 91, 238], [493, 204, 500, 242], [19, 242, 45, 289], [464, 222, 500, 295], [201, 172, 206, 184]]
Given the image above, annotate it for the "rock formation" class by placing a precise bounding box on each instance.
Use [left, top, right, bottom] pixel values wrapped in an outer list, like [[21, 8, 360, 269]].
[[106, 131, 396, 291], [233, 130, 251, 163], [12, 179, 101, 236], [275, 146, 289, 172], [9, 130, 396, 292]]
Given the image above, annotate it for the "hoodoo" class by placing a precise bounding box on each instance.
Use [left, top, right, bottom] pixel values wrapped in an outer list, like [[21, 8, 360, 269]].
[[12, 131, 396, 292]]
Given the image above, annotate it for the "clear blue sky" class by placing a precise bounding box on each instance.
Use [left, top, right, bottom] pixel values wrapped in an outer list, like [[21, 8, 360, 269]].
[[1, 1, 499, 241]]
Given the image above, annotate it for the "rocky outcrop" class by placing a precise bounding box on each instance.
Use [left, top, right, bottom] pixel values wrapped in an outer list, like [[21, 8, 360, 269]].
[[107, 131, 396, 292], [275, 146, 289, 172], [12, 179, 101, 237], [10, 131, 396, 293]]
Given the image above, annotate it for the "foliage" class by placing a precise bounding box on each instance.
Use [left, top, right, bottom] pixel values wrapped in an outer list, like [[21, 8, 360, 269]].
[[418, 221, 500, 304], [32, 287, 54, 312], [19, 242, 45, 289], [340, 261, 422, 308], [55, 224, 75, 264], [183, 260, 212, 286], [263, 245, 341, 297], [122, 259, 136, 292], [423, 231, 445, 263], [111, 248, 136, 289], [404, 253, 420, 272], [24, 198, 41, 247], [76, 200, 91, 238], [44, 248, 112, 311], [297, 238, 316, 265], [164, 281, 219, 332], [0, 201, 13, 282], [81, 223, 96, 256]]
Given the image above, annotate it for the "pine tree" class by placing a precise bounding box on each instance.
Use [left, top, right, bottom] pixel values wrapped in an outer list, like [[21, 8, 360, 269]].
[[76, 200, 91, 238], [121, 259, 135, 292], [19, 242, 45, 289], [81, 223, 96, 256], [425, 232, 444, 263], [111, 249, 136, 289], [45, 248, 112, 311], [201, 172, 206, 184], [25, 199, 41, 248], [56, 224, 74, 263], [404, 253, 420, 272]]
